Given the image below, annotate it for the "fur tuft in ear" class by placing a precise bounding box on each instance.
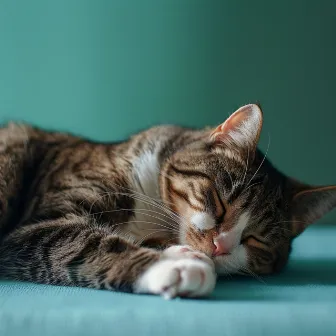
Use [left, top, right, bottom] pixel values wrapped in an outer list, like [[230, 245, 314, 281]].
[[210, 104, 263, 159], [290, 184, 336, 237]]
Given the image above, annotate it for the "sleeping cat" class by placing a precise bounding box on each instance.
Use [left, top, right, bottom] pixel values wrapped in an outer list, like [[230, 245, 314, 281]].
[[0, 104, 335, 299]]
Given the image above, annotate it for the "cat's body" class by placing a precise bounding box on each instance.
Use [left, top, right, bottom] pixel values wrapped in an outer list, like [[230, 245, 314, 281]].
[[0, 123, 216, 296], [0, 104, 335, 298]]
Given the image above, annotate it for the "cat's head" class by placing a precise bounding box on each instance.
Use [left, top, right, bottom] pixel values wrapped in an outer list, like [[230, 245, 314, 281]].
[[160, 104, 336, 275]]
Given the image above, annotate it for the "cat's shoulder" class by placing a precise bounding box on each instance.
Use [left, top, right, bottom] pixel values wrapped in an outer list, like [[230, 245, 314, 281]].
[[133, 124, 199, 142]]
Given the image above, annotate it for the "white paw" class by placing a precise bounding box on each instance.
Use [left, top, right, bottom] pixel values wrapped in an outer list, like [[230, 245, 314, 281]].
[[162, 245, 215, 269], [135, 259, 216, 299]]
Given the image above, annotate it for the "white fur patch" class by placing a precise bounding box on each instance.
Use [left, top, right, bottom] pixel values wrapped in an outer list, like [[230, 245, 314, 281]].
[[133, 150, 160, 197], [191, 212, 216, 230], [162, 245, 215, 268], [135, 258, 216, 299], [234, 211, 250, 237], [120, 149, 176, 243], [215, 212, 249, 250], [213, 212, 250, 274]]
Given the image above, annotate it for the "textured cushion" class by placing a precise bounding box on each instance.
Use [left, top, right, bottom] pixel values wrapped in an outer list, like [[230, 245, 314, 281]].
[[1, 225, 336, 336]]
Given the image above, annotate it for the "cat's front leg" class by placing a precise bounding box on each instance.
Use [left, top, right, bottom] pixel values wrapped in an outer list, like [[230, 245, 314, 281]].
[[162, 245, 215, 268], [134, 245, 216, 299], [135, 258, 216, 299], [0, 217, 216, 299]]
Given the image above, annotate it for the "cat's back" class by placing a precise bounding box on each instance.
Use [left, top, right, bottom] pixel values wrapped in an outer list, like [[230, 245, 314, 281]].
[[0, 122, 86, 155], [0, 123, 121, 229]]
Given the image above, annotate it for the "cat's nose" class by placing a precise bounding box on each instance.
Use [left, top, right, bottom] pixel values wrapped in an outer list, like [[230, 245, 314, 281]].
[[212, 237, 231, 256]]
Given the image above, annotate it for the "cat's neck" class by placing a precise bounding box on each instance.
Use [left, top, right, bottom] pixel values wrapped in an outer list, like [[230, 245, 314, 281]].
[[132, 146, 161, 203], [124, 134, 178, 244], [129, 125, 183, 203]]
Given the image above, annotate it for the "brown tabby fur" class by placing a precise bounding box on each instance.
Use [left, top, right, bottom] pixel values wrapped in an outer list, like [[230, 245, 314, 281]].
[[0, 104, 335, 294]]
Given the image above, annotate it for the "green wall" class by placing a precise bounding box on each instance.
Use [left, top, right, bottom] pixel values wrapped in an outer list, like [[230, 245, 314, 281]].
[[1, 1, 335, 222]]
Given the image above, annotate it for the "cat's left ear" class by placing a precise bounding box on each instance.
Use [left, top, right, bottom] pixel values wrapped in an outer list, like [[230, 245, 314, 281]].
[[210, 104, 263, 161], [289, 180, 336, 237]]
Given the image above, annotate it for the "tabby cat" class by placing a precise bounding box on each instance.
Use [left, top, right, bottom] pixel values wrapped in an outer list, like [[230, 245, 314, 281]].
[[0, 104, 335, 299]]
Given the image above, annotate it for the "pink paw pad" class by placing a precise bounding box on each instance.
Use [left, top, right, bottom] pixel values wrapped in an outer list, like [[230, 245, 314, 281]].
[[179, 247, 192, 253]]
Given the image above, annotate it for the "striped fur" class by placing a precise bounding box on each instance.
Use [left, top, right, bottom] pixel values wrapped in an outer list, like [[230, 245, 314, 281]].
[[0, 104, 335, 298]]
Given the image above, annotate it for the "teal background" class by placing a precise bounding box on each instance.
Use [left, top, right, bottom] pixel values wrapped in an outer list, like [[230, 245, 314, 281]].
[[0, 0, 335, 221]]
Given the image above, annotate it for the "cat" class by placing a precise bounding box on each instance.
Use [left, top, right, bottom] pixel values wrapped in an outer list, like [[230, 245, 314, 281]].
[[0, 103, 335, 299]]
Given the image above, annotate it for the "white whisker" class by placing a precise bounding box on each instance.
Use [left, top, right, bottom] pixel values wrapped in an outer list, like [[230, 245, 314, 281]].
[[109, 220, 180, 234], [241, 147, 250, 185], [241, 182, 262, 195], [137, 230, 178, 246], [90, 207, 180, 229], [246, 133, 271, 187]]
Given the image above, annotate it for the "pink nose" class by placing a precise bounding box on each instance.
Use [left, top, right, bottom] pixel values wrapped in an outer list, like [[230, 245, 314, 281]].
[[212, 240, 231, 257]]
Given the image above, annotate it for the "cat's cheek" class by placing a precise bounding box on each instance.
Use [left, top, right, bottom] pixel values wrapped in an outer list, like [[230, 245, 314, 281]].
[[213, 245, 248, 275]]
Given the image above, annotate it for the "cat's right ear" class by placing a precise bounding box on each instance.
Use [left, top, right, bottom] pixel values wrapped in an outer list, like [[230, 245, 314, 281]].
[[210, 104, 263, 161], [288, 179, 336, 237]]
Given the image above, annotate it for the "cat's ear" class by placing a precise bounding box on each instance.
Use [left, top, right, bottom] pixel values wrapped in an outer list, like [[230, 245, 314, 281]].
[[210, 104, 263, 159], [289, 180, 336, 237]]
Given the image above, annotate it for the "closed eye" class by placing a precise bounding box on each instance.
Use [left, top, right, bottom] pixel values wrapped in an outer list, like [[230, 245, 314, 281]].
[[214, 189, 226, 225], [242, 235, 269, 248], [216, 212, 225, 225]]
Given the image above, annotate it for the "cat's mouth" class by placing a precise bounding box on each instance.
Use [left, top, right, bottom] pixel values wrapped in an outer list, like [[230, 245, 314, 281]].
[[213, 252, 231, 257], [212, 245, 247, 274]]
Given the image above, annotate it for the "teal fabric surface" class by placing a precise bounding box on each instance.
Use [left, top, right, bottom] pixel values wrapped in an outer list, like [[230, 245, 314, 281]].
[[1, 225, 336, 336]]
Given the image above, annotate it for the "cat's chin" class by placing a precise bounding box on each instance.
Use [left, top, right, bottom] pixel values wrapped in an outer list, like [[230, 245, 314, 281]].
[[213, 245, 247, 275]]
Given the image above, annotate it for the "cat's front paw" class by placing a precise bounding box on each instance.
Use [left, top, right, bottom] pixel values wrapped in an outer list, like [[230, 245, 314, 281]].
[[162, 245, 215, 269], [135, 259, 216, 299]]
